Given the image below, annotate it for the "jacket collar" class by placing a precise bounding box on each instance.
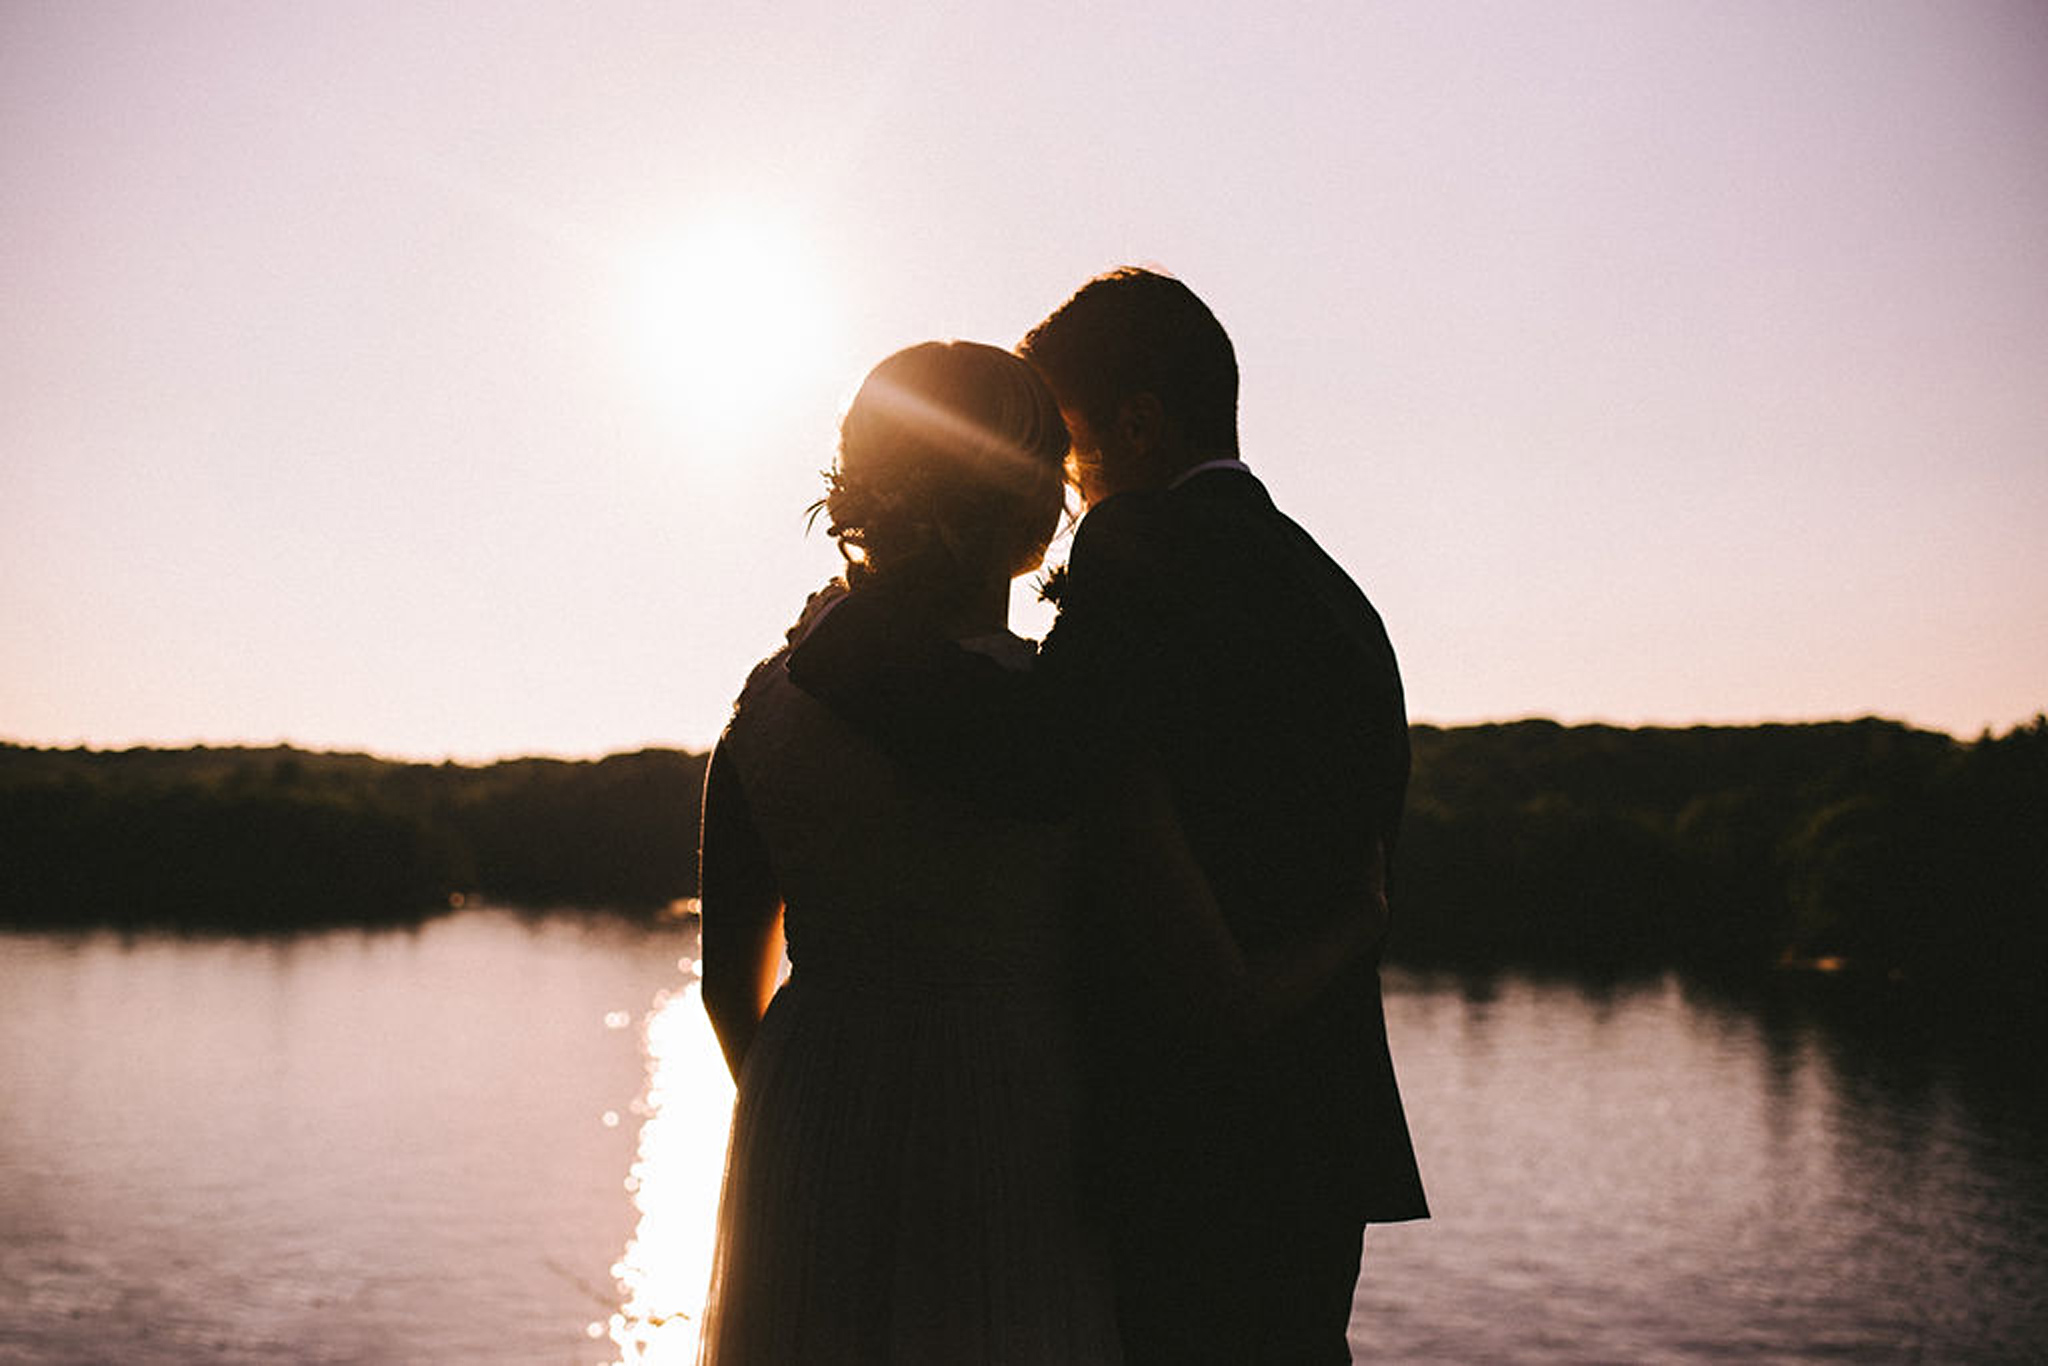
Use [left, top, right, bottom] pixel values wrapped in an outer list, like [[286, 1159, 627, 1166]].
[[1168, 458, 1253, 489]]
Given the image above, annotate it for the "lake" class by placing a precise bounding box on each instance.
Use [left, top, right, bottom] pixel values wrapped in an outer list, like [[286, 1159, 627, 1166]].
[[1, 909, 2042, 1363]]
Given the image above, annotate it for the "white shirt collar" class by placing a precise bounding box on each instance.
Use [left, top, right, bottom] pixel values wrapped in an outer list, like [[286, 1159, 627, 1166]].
[[1169, 458, 1252, 489]]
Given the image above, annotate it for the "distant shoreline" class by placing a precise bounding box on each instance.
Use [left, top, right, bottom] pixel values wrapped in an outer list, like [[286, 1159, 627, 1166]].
[[4, 718, 2043, 1030], [7, 709, 2034, 768]]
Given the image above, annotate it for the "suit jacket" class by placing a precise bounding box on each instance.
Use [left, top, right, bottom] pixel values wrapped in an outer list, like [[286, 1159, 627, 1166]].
[[789, 466, 1428, 1225]]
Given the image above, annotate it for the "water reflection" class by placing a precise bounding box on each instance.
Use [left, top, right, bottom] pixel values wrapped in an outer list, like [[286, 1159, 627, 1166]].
[[2, 919, 2040, 1363], [1361, 969, 2048, 1362], [606, 956, 736, 1364]]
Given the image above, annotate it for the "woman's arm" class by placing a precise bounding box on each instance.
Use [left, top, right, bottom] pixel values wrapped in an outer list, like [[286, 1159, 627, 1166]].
[[698, 742, 786, 1082], [1081, 764, 1386, 1039]]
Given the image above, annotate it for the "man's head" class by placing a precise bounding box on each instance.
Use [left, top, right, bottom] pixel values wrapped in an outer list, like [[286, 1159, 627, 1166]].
[[1018, 267, 1239, 505]]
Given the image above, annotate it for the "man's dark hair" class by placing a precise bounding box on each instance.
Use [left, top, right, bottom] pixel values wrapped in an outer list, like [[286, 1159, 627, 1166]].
[[1018, 266, 1239, 458]]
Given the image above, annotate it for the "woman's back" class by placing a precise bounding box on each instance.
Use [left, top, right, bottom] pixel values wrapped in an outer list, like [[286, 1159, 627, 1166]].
[[699, 630, 1119, 1366], [721, 632, 1069, 991]]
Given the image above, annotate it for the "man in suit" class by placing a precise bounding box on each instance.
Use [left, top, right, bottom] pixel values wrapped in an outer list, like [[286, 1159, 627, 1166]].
[[789, 267, 1426, 1363]]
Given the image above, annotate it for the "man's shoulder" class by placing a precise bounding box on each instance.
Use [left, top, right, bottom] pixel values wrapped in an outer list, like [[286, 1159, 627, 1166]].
[[1071, 472, 1265, 553], [1065, 489, 1179, 585], [1074, 486, 1172, 539]]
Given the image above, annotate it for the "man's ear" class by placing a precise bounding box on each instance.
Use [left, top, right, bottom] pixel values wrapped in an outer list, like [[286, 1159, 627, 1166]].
[[1117, 392, 1168, 457]]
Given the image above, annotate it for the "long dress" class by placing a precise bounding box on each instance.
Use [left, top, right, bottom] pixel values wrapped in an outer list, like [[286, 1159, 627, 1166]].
[[698, 626, 1121, 1366]]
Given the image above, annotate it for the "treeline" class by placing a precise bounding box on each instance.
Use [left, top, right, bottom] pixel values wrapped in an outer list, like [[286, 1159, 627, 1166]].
[[0, 744, 706, 931], [1395, 716, 2048, 1014], [3, 719, 2043, 1015]]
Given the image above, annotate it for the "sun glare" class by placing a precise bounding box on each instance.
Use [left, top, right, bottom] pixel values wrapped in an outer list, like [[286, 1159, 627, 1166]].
[[623, 214, 838, 441]]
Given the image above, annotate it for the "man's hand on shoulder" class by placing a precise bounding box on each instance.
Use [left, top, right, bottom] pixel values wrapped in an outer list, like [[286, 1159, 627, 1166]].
[[784, 580, 952, 703]]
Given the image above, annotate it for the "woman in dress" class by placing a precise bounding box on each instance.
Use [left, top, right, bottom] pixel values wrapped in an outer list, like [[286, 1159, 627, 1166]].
[[695, 340, 1120, 1365]]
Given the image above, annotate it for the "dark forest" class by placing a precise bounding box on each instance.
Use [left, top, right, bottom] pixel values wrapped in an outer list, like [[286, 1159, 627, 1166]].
[[4, 717, 2042, 1022]]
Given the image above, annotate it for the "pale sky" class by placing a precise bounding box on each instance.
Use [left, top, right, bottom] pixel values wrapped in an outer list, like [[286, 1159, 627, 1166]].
[[4, 0, 2044, 760]]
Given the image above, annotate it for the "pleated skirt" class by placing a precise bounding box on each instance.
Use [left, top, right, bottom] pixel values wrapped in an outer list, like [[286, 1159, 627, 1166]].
[[698, 969, 1122, 1365]]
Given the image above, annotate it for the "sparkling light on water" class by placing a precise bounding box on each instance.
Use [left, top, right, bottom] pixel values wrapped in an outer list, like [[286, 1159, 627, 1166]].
[[606, 964, 737, 1364], [3, 919, 2042, 1361]]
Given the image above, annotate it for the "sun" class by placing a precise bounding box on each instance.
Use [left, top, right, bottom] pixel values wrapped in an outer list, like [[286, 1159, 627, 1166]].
[[622, 212, 838, 440]]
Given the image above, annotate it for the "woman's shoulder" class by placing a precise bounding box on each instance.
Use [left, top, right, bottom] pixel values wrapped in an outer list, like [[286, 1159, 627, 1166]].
[[784, 579, 852, 648], [727, 581, 850, 717]]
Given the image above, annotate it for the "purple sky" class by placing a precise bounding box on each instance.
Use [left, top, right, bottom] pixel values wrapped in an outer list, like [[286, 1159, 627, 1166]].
[[4, 1, 2044, 758]]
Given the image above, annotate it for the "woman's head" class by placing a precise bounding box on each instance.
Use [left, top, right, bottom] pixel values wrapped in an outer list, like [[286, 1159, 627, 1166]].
[[823, 341, 1069, 597]]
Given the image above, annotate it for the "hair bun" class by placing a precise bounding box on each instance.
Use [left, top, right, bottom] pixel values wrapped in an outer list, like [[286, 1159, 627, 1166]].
[[824, 342, 1069, 595]]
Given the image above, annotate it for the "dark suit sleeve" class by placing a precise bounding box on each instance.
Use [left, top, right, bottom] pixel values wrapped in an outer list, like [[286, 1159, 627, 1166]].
[[781, 586, 1060, 814], [782, 496, 1168, 816]]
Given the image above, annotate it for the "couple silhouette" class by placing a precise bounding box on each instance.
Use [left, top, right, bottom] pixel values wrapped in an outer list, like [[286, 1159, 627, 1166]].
[[698, 267, 1426, 1365]]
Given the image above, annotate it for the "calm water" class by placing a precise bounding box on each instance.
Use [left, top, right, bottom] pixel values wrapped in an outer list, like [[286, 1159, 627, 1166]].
[[1, 909, 2043, 1364]]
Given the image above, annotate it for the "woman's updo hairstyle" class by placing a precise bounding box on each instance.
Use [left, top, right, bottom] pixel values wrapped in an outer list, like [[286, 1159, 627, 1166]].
[[822, 341, 1069, 602]]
